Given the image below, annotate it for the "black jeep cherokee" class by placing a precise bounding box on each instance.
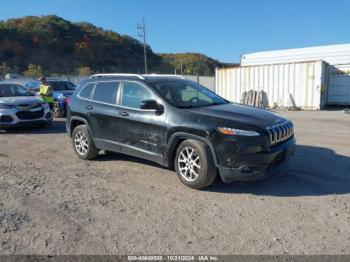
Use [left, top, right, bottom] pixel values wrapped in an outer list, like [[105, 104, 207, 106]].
[[66, 74, 295, 189]]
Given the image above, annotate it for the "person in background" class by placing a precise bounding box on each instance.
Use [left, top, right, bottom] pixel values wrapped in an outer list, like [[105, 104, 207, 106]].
[[39, 76, 54, 109]]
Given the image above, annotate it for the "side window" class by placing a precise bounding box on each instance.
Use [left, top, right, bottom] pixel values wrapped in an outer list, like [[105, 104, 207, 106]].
[[79, 83, 95, 99], [27, 82, 40, 90], [92, 81, 120, 104], [121, 82, 154, 109]]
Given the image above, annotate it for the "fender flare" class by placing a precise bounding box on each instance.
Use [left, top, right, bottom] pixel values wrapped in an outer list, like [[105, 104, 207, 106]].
[[68, 116, 92, 137], [165, 132, 219, 168]]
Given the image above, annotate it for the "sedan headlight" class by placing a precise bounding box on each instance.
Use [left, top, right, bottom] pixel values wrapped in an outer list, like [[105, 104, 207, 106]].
[[218, 127, 260, 136], [41, 103, 50, 109], [0, 104, 14, 109]]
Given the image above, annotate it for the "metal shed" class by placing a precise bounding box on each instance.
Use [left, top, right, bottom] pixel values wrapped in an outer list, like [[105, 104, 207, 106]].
[[239, 44, 350, 106], [215, 60, 328, 109], [241, 43, 350, 66]]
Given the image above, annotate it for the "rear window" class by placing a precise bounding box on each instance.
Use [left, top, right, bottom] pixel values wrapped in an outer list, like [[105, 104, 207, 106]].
[[92, 81, 120, 104], [79, 83, 95, 99]]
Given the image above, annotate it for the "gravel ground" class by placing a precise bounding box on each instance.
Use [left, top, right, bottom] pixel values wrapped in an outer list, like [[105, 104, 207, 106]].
[[0, 110, 349, 255]]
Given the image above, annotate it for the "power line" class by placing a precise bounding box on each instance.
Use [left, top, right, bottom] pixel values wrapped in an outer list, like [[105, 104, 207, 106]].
[[137, 17, 148, 74]]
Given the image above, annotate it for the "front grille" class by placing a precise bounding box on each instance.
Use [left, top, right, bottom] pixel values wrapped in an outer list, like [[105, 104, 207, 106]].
[[16, 103, 41, 110], [266, 121, 294, 146], [16, 110, 44, 120]]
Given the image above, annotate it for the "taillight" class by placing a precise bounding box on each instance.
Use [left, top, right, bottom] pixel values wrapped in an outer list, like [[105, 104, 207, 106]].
[[66, 96, 71, 105]]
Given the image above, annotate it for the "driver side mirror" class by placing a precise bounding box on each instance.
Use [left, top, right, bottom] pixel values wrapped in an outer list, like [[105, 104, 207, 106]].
[[140, 100, 164, 113], [26, 89, 36, 96]]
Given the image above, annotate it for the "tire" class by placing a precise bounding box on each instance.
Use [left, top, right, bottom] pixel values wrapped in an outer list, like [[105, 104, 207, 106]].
[[52, 102, 64, 118], [72, 125, 99, 160], [174, 139, 217, 189]]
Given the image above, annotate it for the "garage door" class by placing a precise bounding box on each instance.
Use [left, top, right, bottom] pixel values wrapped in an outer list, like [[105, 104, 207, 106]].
[[328, 65, 350, 105]]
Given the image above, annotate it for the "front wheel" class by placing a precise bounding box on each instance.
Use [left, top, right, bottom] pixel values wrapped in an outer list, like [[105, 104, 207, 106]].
[[72, 125, 99, 160], [175, 139, 217, 189]]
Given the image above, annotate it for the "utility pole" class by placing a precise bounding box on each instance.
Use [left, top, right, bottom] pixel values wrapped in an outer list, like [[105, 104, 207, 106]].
[[137, 18, 148, 74]]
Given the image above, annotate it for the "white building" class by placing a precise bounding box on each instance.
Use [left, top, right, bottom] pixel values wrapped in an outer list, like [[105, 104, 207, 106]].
[[216, 44, 350, 108]]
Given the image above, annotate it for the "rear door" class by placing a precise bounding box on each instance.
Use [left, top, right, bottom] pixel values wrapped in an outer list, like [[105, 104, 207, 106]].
[[88, 80, 121, 143], [117, 81, 166, 163]]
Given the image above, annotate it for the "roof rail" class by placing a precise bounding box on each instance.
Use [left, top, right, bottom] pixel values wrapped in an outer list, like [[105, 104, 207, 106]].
[[89, 73, 145, 79], [142, 74, 185, 79]]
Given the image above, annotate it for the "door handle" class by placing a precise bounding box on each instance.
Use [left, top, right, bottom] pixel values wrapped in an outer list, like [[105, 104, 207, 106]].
[[85, 105, 93, 110], [119, 111, 129, 117]]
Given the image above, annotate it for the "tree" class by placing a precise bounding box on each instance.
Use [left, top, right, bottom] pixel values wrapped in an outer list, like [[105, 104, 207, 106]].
[[0, 63, 13, 77], [0, 15, 234, 76], [23, 64, 43, 78], [77, 66, 93, 76]]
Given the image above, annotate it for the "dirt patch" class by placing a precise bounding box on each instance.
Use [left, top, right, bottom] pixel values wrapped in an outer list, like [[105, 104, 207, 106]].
[[0, 209, 29, 233], [0, 111, 349, 254]]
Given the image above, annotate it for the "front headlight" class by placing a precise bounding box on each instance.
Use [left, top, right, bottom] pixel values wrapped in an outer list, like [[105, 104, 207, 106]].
[[41, 103, 50, 109], [218, 127, 260, 136], [0, 104, 14, 109]]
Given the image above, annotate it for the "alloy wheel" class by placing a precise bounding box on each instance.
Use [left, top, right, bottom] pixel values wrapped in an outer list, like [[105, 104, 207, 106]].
[[178, 147, 201, 182], [52, 104, 60, 117], [74, 131, 89, 156]]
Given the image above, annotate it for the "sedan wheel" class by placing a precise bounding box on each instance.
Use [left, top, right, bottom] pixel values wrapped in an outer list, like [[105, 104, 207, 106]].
[[52, 102, 60, 118]]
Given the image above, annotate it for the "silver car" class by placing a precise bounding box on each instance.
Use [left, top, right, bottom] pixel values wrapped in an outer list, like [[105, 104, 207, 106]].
[[0, 82, 52, 129]]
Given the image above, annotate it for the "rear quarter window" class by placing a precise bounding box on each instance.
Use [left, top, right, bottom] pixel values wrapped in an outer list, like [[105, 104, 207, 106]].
[[79, 83, 95, 99]]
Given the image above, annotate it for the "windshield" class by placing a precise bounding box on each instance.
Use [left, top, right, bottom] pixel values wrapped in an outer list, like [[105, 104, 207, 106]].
[[49, 81, 76, 91], [154, 80, 227, 108], [0, 84, 33, 97]]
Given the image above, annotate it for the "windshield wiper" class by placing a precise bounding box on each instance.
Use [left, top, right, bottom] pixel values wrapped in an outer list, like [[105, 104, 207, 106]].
[[206, 102, 226, 107]]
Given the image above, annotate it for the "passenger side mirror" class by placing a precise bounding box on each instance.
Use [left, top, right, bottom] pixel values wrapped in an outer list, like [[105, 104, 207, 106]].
[[140, 100, 164, 113]]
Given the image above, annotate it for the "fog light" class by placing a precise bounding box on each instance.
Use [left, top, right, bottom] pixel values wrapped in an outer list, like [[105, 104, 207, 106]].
[[0, 115, 13, 123]]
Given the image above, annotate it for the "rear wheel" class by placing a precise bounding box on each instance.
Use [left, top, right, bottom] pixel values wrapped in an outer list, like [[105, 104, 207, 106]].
[[175, 139, 217, 189], [72, 125, 99, 160], [52, 102, 64, 118]]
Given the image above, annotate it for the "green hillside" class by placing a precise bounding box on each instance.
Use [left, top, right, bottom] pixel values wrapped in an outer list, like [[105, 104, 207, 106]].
[[160, 53, 237, 76], [0, 15, 234, 77]]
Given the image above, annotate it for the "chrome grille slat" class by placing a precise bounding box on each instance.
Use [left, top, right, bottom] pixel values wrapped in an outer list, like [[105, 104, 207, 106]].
[[266, 121, 294, 146]]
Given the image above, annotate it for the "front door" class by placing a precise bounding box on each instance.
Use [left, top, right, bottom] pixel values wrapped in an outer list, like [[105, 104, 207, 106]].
[[117, 81, 166, 163]]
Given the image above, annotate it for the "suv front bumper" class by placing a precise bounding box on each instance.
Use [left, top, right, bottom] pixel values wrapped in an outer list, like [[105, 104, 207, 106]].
[[218, 138, 296, 183]]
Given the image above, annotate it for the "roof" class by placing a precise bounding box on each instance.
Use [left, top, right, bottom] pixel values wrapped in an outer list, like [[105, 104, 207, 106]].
[[241, 43, 350, 66], [87, 74, 187, 84]]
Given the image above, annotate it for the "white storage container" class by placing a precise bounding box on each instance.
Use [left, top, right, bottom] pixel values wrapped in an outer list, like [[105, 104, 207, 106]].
[[215, 60, 328, 109], [241, 43, 350, 66]]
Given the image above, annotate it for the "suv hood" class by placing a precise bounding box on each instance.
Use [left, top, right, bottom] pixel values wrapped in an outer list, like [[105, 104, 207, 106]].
[[186, 103, 286, 129], [0, 96, 43, 105]]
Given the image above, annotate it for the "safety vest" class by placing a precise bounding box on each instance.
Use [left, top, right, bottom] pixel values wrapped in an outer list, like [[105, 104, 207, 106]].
[[39, 84, 54, 104]]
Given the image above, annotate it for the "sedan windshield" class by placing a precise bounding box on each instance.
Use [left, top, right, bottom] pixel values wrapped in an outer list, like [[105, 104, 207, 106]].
[[0, 84, 32, 97], [154, 80, 227, 108]]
